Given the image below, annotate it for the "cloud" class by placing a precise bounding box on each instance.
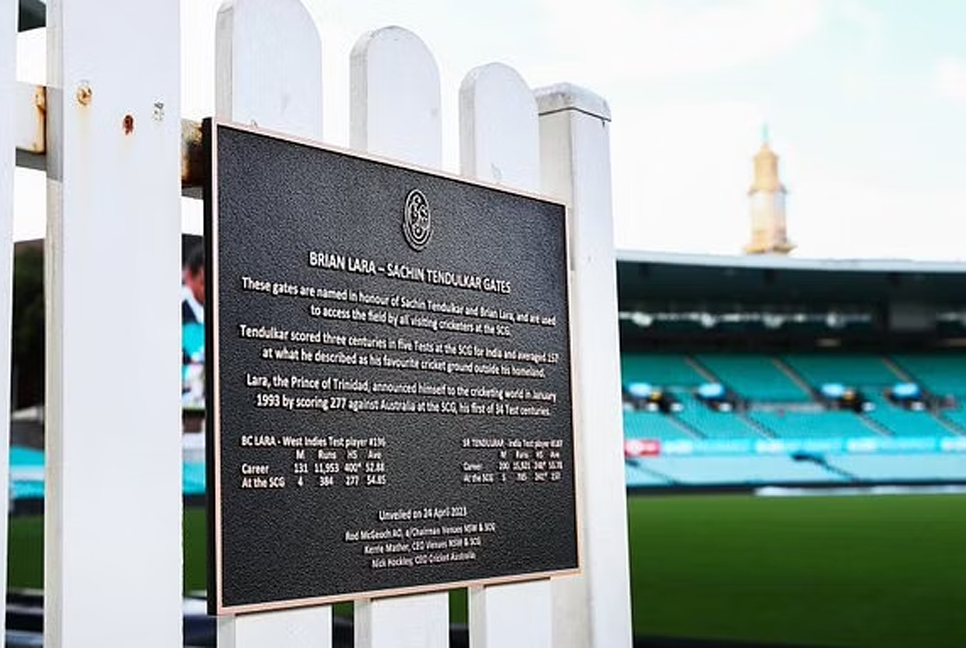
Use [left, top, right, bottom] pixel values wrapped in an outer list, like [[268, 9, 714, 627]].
[[534, 0, 825, 84], [613, 100, 767, 255], [934, 57, 966, 103], [786, 164, 966, 261]]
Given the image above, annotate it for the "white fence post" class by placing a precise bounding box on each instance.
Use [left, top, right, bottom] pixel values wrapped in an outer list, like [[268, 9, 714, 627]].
[[350, 25, 449, 648], [215, 1, 332, 646], [215, 0, 323, 141], [536, 84, 633, 648], [459, 62, 551, 648], [219, 607, 332, 647], [350, 26, 442, 168], [0, 2, 16, 641], [44, 0, 183, 645], [355, 593, 450, 648], [469, 580, 550, 648]]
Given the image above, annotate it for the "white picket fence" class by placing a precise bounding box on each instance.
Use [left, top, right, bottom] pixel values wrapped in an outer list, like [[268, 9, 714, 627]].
[[4, 1, 632, 646]]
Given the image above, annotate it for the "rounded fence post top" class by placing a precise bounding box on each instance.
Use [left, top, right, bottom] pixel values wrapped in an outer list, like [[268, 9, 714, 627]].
[[351, 25, 436, 66], [534, 83, 611, 122], [461, 61, 529, 89]]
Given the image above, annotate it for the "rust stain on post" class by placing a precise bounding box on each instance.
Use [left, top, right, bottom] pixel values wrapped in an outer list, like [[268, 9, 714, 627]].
[[76, 82, 92, 106], [17, 86, 206, 195], [181, 119, 204, 191], [31, 86, 46, 153]]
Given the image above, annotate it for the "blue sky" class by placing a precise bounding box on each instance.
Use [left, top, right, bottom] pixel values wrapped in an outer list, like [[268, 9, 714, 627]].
[[16, 0, 966, 260]]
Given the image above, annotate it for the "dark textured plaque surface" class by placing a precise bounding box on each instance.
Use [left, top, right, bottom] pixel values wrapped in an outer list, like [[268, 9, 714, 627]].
[[205, 121, 577, 614]]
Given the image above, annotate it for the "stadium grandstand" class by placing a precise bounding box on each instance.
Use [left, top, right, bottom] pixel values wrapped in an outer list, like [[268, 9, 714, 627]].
[[618, 251, 966, 488]]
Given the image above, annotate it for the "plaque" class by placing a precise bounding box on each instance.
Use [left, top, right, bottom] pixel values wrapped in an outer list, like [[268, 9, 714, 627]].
[[205, 121, 578, 613]]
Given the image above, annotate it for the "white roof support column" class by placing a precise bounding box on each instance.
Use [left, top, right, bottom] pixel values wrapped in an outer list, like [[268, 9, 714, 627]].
[[44, 0, 183, 645], [536, 84, 633, 648]]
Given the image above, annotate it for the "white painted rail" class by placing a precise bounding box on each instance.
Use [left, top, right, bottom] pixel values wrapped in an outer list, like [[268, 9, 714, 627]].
[[44, 0, 184, 645], [215, 1, 331, 646], [460, 62, 552, 648], [537, 83, 634, 648], [350, 25, 450, 648]]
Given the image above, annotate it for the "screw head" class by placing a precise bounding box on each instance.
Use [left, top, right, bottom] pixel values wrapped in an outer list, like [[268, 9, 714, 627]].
[[76, 81, 92, 106]]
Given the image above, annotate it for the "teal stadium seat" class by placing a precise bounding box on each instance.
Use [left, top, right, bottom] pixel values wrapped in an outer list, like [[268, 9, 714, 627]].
[[890, 353, 966, 398], [782, 353, 902, 389], [864, 393, 956, 437], [673, 391, 765, 439], [694, 354, 811, 401], [620, 353, 706, 387], [623, 410, 695, 441], [9, 446, 44, 500], [751, 410, 879, 439], [944, 408, 966, 431]]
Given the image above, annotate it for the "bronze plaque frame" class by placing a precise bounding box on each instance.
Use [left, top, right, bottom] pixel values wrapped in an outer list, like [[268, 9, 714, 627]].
[[205, 120, 579, 614]]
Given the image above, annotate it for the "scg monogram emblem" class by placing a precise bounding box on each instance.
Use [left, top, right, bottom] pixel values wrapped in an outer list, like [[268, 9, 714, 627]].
[[403, 189, 432, 251]]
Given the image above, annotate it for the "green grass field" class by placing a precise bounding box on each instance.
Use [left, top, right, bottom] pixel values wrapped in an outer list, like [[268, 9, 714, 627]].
[[629, 493, 966, 648], [9, 492, 966, 647]]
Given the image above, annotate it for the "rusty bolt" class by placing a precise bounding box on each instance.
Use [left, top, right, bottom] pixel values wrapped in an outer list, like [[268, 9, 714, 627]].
[[123, 114, 135, 135], [76, 81, 92, 106]]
